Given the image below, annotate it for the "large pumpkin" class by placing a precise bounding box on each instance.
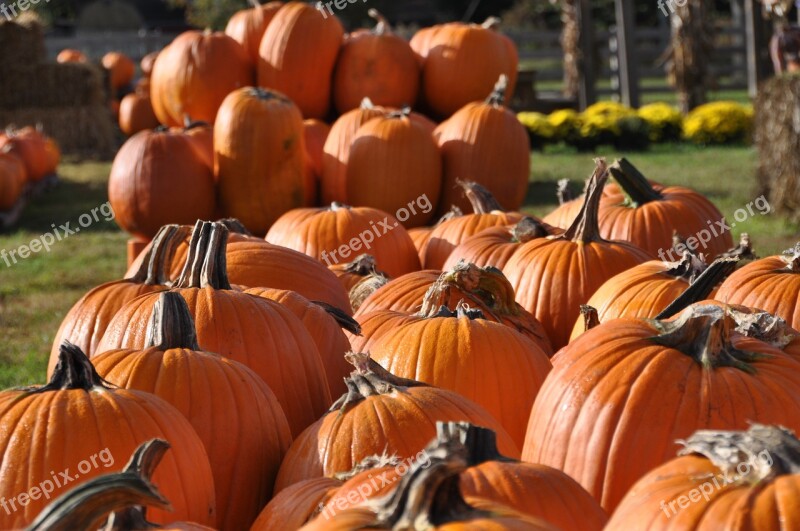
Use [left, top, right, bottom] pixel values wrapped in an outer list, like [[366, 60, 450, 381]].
[[0, 150, 26, 210], [303, 118, 331, 204], [215, 87, 307, 235], [102, 51, 136, 90], [108, 127, 216, 239], [0, 126, 50, 182], [607, 424, 800, 530], [504, 159, 652, 349], [266, 203, 421, 278], [93, 292, 292, 530], [118, 91, 160, 136], [333, 9, 420, 114], [0, 344, 216, 528], [434, 75, 530, 215], [257, 2, 344, 119], [97, 221, 332, 437], [523, 304, 800, 512], [150, 30, 252, 126], [224, 0, 283, 64], [251, 477, 342, 531], [274, 353, 519, 492]]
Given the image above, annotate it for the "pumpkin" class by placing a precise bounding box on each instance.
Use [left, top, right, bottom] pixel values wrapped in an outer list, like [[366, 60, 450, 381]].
[[523, 303, 800, 512], [43, 137, 60, 176], [48, 225, 186, 372], [215, 87, 307, 235], [328, 253, 386, 294], [608, 424, 800, 530], [126, 220, 353, 312], [420, 180, 523, 269], [181, 119, 214, 171], [442, 216, 559, 271], [275, 354, 520, 493], [434, 75, 530, 215], [93, 292, 292, 530], [102, 52, 136, 89], [0, 150, 26, 210], [56, 48, 87, 64], [300, 422, 553, 530], [150, 30, 252, 126], [303, 118, 331, 204], [140, 51, 159, 76], [716, 242, 800, 330], [417, 18, 518, 118], [257, 2, 344, 119], [367, 285, 552, 447], [504, 159, 652, 349], [96, 221, 332, 436], [266, 202, 421, 277], [0, 344, 216, 528], [108, 127, 216, 239], [348, 269, 391, 313], [0, 126, 50, 182], [541, 178, 625, 228], [251, 477, 342, 531], [320, 99, 388, 203], [224, 0, 283, 64], [244, 287, 358, 397], [119, 92, 160, 136], [344, 108, 442, 227], [333, 9, 420, 114], [407, 206, 463, 261]]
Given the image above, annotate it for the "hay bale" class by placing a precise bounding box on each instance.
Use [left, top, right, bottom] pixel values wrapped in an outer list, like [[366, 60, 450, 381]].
[[0, 18, 45, 69], [0, 62, 106, 109], [755, 75, 800, 220]]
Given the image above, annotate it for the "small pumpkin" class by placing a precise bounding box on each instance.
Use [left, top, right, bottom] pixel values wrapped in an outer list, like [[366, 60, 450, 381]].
[[224, 0, 283, 64], [102, 51, 136, 89], [140, 51, 159, 76], [118, 92, 160, 136], [303, 118, 331, 204], [0, 126, 50, 182], [251, 477, 342, 531], [0, 150, 26, 210], [56, 48, 88, 64], [408, 205, 463, 261]]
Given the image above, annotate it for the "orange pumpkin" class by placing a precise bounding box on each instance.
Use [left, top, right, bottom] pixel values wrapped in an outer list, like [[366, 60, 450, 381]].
[[150, 30, 252, 126], [0, 126, 50, 182], [0, 150, 26, 210], [333, 9, 420, 114], [119, 92, 160, 136], [303, 118, 331, 204], [225, 0, 283, 64], [140, 50, 159, 76], [43, 137, 60, 176], [257, 2, 344, 119], [328, 253, 386, 294], [215, 87, 306, 235], [56, 49, 88, 64], [251, 477, 342, 531], [181, 119, 214, 171], [102, 51, 136, 90]]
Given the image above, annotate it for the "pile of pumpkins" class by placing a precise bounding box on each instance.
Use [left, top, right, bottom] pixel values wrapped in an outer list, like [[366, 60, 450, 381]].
[[6, 148, 800, 528], [56, 49, 138, 120], [109, 1, 527, 238], [0, 126, 60, 211]]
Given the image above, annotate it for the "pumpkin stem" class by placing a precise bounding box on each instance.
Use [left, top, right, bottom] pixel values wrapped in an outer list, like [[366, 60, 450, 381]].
[[144, 292, 200, 351], [25, 440, 172, 531], [312, 301, 362, 335], [330, 201, 351, 212], [368, 9, 391, 35], [723, 308, 797, 349], [485, 74, 508, 106], [127, 224, 185, 285], [781, 242, 800, 271], [511, 217, 551, 243], [558, 158, 609, 243], [217, 217, 252, 236], [481, 16, 502, 30], [360, 97, 375, 110], [350, 272, 390, 312], [245, 86, 289, 102], [608, 158, 663, 206], [29, 342, 111, 394], [248, 0, 260, 7], [174, 221, 232, 290], [648, 305, 770, 373], [580, 305, 600, 332], [434, 205, 463, 226], [556, 178, 575, 205], [663, 250, 709, 283], [329, 353, 425, 412], [677, 424, 800, 485], [721, 233, 757, 261], [458, 180, 505, 214], [342, 253, 379, 276], [654, 257, 739, 320], [335, 453, 404, 481], [182, 115, 209, 131]]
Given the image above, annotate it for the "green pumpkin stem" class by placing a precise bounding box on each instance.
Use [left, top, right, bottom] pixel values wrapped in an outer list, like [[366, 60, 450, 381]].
[[174, 221, 232, 290], [458, 180, 505, 214], [127, 224, 185, 285], [655, 257, 739, 320], [608, 157, 663, 206], [330, 352, 425, 412], [559, 158, 609, 243], [30, 342, 111, 394], [25, 440, 172, 531], [144, 292, 200, 351]]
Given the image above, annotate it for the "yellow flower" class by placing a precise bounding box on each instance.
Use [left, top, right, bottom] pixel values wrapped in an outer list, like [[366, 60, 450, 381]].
[[683, 101, 752, 144]]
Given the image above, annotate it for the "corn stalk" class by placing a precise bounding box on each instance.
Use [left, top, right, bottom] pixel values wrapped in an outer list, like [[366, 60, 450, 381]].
[[559, 0, 580, 99], [665, 1, 714, 114]]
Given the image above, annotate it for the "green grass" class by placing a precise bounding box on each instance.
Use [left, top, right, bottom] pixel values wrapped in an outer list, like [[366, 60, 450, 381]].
[[0, 145, 796, 387]]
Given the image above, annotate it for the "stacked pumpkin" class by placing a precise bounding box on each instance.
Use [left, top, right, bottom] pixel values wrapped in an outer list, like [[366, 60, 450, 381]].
[[0, 126, 60, 211]]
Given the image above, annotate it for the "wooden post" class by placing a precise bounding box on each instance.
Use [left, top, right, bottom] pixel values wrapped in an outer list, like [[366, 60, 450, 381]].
[[744, 0, 769, 97], [614, 0, 639, 107], [577, 0, 596, 109]]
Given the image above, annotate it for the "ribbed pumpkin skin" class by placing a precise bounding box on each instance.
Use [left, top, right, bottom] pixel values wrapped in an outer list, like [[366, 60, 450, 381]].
[[274, 383, 520, 492], [268, 205, 421, 278], [0, 384, 216, 528], [119, 92, 160, 136], [461, 461, 608, 531], [320, 105, 387, 203], [345, 114, 442, 227], [95, 288, 332, 437], [215, 87, 307, 236], [421, 212, 522, 270], [716, 255, 800, 330], [150, 30, 252, 126], [108, 130, 216, 239], [523, 318, 800, 513], [304, 119, 331, 183], [542, 183, 625, 228], [0, 127, 50, 182], [333, 29, 420, 113], [245, 287, 353, 397], [505, 239, 652, 350], [369, 317, 552, 448], [442, 225, 524, 270], [93, 347, 292, 531], [257, 2, 344, 119], [251, 477, 342, 531], [421, 23, 518, 117], [435, 102, 529, 215], [607, 454, 800, 530], [0, 152, 26, 210], [354, 270, 442, 318], [224, 1, 283, 64]]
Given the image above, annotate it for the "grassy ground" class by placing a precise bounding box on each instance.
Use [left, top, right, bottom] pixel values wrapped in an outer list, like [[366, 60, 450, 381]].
[[0, 145, 796, 388]]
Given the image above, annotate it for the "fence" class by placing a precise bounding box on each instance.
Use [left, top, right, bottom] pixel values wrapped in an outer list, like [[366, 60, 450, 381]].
[[44, 31, 177, 62]]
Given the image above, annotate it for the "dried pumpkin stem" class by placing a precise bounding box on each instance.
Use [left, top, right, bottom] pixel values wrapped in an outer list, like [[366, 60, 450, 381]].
[[511, 217, 550, 243], [663, 251, 708, 282], [368, 8, 391, 35], [559, 158, 609, 243], [458, 180, 505, 214], [350, 273, 390, 312], [343, 254, 379, 276], [655, 257, 739, 320], [608, 157, 663, 206], [419, 261, 518, 319], [30, 342, 111, 393], [127, 224, 184, 285], [781, 242, 800, 271], [144, 292, 200, 351], [580, 305, 600, 332], [434, 205, 463, 226], [216, 218, 251, 236], [485, 74, 508, 106], [330, 353, 425, 412], [312, 301, 362, 335], [556, 178, 574, 205], [174, 221, 232, 290], [720, 233, 756, 261]]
